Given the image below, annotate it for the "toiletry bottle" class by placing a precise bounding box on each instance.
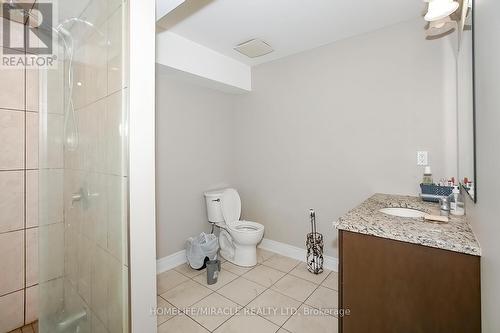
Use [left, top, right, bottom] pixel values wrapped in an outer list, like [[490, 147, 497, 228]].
[[450, 186, 465, 216], [450, 186, 459, 211], [422, 166, 433, 185]]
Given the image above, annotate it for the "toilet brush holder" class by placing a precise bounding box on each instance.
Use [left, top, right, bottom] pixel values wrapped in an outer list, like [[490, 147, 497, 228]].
[[206, 259, 221, 285], [306, 209, 324, 274]]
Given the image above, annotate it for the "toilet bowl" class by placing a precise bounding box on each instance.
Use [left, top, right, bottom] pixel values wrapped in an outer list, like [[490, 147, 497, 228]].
[[204, 188, 264, 267]]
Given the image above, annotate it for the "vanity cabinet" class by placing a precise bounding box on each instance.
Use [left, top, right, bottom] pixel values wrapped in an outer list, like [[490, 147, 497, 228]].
[[338, 230, 481, 333]]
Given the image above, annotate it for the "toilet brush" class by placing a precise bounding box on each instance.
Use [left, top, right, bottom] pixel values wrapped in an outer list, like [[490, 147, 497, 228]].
[[306, 209, 324, 274]]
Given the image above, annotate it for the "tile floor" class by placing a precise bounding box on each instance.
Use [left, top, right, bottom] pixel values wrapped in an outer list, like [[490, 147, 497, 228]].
[[156, 249, 338, 333]]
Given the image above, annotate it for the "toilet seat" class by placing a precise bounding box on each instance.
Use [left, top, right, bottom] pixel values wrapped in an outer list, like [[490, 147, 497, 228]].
[[221, 188, 242, 223], [227, 221, 264, 233], [221, 190, 264, 234]]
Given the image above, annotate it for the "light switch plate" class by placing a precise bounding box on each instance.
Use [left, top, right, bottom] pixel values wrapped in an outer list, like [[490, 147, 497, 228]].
[[417, 151, 428, 166]]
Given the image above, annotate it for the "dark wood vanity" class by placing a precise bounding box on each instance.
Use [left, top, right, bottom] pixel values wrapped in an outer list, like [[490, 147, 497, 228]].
[[338, 230, 481, 332], [336, 194, 481, 333]]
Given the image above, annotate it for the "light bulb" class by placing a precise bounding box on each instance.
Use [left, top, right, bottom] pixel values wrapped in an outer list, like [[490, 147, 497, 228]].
[[425, 0, 460, 22]]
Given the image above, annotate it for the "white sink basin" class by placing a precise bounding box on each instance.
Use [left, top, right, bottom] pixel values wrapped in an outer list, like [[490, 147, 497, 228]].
[[379, 207, 426, 218]]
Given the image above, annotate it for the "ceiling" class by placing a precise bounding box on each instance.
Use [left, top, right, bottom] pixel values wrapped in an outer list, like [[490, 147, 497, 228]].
[[157, 0, 424, 66]]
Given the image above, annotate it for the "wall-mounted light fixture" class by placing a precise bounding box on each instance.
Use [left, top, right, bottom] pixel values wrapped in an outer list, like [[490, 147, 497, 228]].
[[423, 0, 470, 39]]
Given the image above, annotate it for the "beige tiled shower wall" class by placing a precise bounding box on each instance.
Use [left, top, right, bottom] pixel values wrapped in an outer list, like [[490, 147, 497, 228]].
[[1, 1, 127, 331], [0, 16, 41, 332]]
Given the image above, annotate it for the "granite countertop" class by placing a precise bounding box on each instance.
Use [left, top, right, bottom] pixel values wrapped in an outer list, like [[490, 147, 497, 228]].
[[335, 193, 481, 256]]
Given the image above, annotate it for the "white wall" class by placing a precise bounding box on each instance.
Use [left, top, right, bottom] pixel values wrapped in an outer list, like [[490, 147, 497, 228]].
[[156, 73, 236, 258], [129, 0, 157, 331], [466, 0, 500, 331], [233, 19, 457, 257]]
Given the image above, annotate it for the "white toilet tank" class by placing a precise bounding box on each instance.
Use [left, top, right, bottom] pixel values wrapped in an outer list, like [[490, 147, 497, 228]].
[[204, 189, 225, 223]]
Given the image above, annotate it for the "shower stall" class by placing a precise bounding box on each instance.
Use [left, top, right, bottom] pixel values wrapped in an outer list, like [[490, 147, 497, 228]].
[[38, 0, 129, 331]]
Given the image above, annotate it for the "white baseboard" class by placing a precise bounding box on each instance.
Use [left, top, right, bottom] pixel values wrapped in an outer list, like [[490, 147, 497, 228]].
[[157, 250, 187, 274], [323, 256, 338, 272], [258, 238, 338, 272], [156, 238, 338, 274]]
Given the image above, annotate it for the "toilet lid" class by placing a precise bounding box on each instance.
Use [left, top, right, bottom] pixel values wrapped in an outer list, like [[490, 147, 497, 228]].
[[221, 188, 241, 223]]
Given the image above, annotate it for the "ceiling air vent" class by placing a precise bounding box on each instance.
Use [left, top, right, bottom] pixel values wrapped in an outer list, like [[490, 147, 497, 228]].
[[234, 39, 273, 58]]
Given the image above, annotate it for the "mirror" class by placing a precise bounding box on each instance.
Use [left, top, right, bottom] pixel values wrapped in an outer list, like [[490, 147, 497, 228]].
[[457, 0, 476, 202]]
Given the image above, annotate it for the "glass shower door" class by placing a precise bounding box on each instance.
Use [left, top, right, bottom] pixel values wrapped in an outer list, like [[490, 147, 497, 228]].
[[38, 0, 129, 332]]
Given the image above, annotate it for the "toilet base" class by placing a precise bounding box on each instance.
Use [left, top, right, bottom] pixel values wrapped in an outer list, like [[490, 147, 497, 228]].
[[221, 243, 258, 267]]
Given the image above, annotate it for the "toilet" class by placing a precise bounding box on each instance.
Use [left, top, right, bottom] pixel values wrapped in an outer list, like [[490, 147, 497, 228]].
[[204, 188, 264, 267]]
